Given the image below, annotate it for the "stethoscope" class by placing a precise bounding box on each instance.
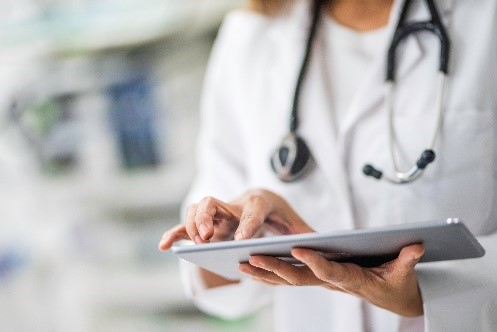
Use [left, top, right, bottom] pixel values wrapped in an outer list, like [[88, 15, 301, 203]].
[[270, 0, 450, 184]]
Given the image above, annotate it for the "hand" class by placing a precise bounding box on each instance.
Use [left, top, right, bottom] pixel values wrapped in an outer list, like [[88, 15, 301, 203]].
[[239, 244, 425, 317], [158, 189, 314, 251]]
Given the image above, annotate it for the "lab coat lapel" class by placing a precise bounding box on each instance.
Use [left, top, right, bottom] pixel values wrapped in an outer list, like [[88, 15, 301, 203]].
[[301, 35, 355, 226], [271, 2, 355, 227]]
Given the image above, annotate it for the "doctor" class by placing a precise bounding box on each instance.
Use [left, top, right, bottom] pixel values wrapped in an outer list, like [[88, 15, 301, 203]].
[[160, 0, 497, 331]]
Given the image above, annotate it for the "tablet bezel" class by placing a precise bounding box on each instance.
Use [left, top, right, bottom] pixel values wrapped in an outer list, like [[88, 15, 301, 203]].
[[171, 219, 485, 280]]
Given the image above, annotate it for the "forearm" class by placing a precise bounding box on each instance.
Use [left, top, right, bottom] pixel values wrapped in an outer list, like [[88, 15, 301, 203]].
[[178, 260, 271, 320], [199, 268, 240, 289]]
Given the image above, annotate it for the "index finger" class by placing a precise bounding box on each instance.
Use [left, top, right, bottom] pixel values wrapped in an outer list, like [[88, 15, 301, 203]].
[[185, 203, 206, 244], [291, 248, 360, 292], [190, 197, 242, 242], [234, 195, 272, 240]]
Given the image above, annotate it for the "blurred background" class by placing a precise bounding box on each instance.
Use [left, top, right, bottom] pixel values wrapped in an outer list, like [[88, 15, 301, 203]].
[[0, 0, 272, 331]]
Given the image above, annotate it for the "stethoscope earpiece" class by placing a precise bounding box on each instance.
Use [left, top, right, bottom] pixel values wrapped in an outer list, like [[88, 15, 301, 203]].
[[271, 133, 315, 182]]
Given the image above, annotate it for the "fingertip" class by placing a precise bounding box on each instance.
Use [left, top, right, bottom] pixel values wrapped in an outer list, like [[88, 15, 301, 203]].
[[248, 255, 265, 268], [290, 248, 304, 259], [198, 223, 209, 239], [397, 244, 425, 271], [194, 235, 209, 244], [415, 243, 425, 255], [291, 248, 314, 260], [239, 263, 251, 274], [291, 249, 325, 268], [158, 241, 171, 251], [158, 235, 171, 251], [234, 228, 251, 241], [402, 243, 425, 260]]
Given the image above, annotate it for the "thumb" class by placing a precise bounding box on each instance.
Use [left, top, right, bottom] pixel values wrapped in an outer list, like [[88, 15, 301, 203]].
[[395, 244, 425, 275], [158, 224, 189, 251]]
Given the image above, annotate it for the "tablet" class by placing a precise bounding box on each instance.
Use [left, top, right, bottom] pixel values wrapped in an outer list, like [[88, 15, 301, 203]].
[[171, 219, 485, 280]]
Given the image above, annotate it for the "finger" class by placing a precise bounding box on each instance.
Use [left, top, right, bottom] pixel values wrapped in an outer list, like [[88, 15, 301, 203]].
[[194, 198, 216, 240], [249, 255, 322, 286], [239, 263, 291, 286], [235, 195, 271, 240], [185, 203, 206, 244], [394, 244, 425, 277], [252, 277, 281, 286], [158, 224, 190, 251], [195, 197, 239, 241], [291, 248, 360, 291]]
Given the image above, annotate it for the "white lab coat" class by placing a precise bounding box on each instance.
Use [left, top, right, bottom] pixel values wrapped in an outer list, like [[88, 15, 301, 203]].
[[179, 0, 497, 331]]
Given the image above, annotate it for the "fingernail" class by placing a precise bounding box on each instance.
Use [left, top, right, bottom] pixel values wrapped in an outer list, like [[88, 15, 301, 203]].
[[199, 224, 208, 238], [291, 248, 305, 258], [250, 258, 265, 269], [158, 239, 167, 249], [234, 231, 244, 240], [239, 265, 250, 274], [253, 262, 265, 269]]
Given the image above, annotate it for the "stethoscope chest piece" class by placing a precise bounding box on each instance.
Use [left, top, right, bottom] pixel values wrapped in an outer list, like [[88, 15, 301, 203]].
[[270, 133, 315, 182]]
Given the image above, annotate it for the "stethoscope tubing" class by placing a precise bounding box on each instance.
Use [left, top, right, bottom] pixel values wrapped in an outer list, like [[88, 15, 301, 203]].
[[370, 0, 450, 184], [388, 0, 450, 80], [385, 71, 447, 183]]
